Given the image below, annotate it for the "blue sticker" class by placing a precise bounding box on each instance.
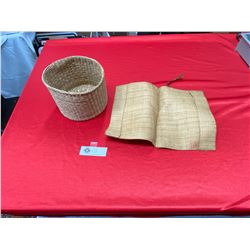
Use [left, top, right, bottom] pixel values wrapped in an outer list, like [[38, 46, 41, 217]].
[[80, 146, 107, 157]]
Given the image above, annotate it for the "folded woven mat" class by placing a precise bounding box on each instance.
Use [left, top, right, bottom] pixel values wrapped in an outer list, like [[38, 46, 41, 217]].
[[106, 82, 216, 150]]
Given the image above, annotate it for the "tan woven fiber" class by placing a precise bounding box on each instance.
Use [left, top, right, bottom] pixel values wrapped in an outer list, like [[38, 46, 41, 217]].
[[42, 56, 108, 121], [106, 82, 216, 150]]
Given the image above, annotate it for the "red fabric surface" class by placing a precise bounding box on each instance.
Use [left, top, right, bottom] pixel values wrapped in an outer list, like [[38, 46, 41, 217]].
[[2, 34, 250, 216]]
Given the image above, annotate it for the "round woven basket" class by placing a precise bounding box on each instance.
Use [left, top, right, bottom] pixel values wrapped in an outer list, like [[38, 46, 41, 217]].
[[42, 56, 108, 121]]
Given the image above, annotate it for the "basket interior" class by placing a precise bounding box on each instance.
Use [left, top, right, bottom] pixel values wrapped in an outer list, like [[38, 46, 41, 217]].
[[43, 57, 103, 93]]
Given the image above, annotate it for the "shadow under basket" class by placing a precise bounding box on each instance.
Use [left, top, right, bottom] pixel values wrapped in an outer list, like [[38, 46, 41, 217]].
[[42, 56, 108, 121]]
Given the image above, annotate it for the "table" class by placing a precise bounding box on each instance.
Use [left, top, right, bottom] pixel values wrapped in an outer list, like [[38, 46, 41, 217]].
[[2, 33, 250, 216]]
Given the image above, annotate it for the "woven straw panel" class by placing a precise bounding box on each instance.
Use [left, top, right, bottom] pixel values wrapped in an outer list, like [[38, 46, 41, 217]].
[[106, 82, 216, 150]]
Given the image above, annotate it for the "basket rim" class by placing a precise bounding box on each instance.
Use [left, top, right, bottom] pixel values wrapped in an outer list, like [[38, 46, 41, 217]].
[[41, 55, 105, 96]]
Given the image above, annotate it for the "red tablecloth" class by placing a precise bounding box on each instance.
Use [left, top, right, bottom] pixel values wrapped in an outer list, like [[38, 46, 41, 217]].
[[2, 34, 250, 216]]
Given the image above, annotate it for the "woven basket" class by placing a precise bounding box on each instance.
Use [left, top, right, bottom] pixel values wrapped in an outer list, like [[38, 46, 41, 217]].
[[42, 56, 108, 121]]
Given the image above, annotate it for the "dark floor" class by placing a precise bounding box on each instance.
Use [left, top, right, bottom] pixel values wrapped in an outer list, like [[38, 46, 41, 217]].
[[1, 96, 19, 133]]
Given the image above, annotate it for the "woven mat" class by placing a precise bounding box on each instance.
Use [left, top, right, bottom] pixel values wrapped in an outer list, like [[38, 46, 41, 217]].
[[106, 82, 216, 150]]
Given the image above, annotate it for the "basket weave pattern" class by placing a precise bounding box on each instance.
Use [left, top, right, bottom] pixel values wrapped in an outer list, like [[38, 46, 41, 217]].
[[42, 56, 108, 121]]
